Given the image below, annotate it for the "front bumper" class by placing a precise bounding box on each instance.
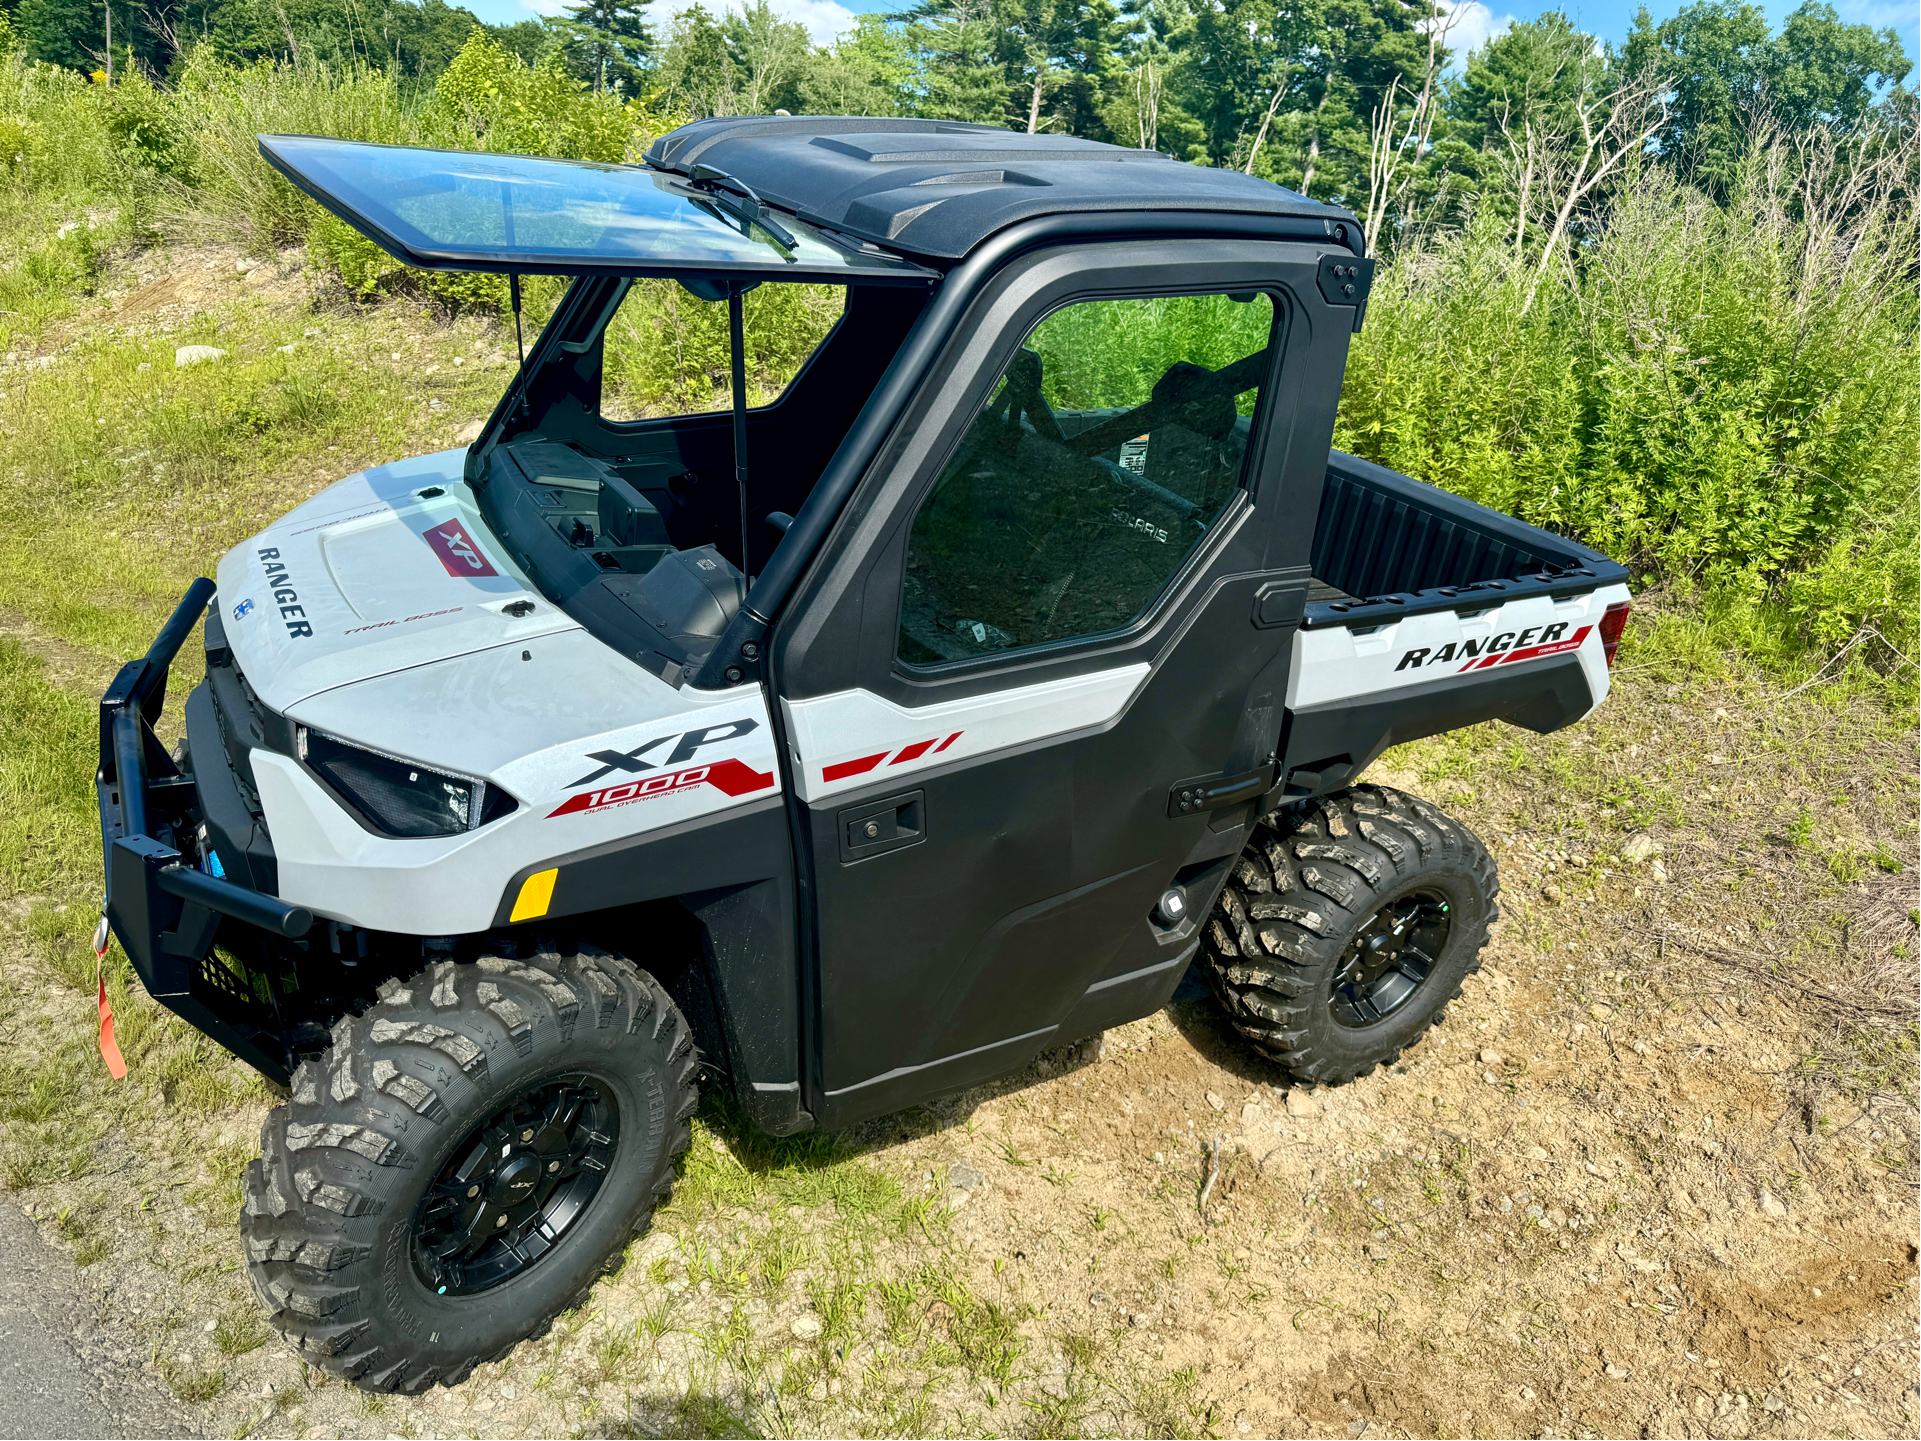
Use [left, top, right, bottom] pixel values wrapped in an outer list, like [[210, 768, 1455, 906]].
[[97, 579, 313, 1082]]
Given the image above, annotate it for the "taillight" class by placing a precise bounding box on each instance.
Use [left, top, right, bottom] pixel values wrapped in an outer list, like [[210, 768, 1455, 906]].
[[1597, 600, 1632, 668]]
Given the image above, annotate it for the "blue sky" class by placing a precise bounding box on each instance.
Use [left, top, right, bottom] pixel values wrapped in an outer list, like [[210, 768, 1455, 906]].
[[1437, 0, 1917, 72], [462, 0, 1917, 80]]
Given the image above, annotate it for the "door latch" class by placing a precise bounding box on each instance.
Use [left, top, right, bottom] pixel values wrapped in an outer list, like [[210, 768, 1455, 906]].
[[838, 790, 925, 863], [1168, 768, 1273, 818]]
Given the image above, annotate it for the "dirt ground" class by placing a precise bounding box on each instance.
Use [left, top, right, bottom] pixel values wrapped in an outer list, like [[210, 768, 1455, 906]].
[[5, 649, 1914, 1441], [0, 243, 1913, 1440]]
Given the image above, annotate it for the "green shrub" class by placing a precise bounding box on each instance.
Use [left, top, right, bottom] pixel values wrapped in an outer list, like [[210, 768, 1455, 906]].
[[1339, 139, 1919, 693], [0, 59, 120, 193], [427, 30, 634, 163], [101, 66, 189, 179], [603, 280, 844, 416]]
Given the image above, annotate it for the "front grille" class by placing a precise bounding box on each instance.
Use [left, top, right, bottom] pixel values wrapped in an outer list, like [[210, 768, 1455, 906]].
[[203, 618, 297, 823]]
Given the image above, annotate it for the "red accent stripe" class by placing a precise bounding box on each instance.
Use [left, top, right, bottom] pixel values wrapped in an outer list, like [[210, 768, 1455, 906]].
[[1495, 625, 1592, 667], [934, 731, 963, 753], [1458, 625, 1593, 672], [822, 751, 888, 783], [890, 739, 936, 765], [704, 758, 778, 796]]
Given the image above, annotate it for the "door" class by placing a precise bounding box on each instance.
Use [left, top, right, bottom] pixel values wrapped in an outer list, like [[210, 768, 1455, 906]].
[[772, 239, 1353, 1128]]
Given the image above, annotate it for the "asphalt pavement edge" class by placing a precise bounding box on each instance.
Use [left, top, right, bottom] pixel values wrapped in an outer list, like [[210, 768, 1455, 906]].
[[0, 1198, 200, 1439]]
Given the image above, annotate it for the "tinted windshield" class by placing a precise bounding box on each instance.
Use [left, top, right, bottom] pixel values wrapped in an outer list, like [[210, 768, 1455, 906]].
[[258, 135, 936, 283]]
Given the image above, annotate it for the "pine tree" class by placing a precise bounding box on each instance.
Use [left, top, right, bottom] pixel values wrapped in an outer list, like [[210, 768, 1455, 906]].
[[909, 0, 1011, 124], [563, 0, 653, 94]]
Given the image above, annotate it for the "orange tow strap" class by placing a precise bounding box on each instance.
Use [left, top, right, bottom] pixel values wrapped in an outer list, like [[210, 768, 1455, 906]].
[[93, 913, 127, 1080]]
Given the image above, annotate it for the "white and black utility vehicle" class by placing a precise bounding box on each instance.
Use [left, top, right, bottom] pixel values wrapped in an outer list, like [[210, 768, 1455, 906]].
[[96, 118, 1632, 1391]]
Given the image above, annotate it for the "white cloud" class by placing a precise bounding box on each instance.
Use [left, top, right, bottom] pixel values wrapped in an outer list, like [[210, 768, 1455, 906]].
[[745, 0, 860, 44], [552, 0, 857, 42], [1427, 0, 1517, 66]]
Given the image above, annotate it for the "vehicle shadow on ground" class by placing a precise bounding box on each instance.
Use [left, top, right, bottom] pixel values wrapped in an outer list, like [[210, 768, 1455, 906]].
[[693, 968, 1292, 1185], [1158, 969, 1297, 1089], [692, 1039, 1109, 1180]]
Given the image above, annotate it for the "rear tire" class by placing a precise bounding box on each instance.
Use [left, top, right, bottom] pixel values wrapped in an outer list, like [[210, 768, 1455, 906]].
[[1199, 785, 1498, 1085], [240, 942, 697, 1393]]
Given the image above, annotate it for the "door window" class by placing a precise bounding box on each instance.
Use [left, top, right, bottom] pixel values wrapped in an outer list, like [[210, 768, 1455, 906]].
[[898, 291, 1275, 666]]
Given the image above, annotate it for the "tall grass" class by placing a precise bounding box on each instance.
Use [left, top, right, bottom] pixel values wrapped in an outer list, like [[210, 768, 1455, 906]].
[[1340, 136, 1919, 690], [1032, 291, 1275, 412]]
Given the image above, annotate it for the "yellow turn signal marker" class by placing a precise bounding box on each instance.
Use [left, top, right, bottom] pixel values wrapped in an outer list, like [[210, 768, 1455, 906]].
[[510, 867, 558, 923]]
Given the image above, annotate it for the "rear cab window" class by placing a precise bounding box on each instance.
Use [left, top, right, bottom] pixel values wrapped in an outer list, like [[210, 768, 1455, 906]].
[[600, 282, 846, 423]]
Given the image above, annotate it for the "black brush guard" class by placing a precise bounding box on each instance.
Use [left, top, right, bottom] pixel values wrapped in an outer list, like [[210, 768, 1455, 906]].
[[97, 578, 312, 1082]]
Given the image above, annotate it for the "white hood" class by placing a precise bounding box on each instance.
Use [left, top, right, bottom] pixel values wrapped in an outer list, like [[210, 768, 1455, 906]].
[[215, 450, 576, 714], [212, 451, 789, 937]]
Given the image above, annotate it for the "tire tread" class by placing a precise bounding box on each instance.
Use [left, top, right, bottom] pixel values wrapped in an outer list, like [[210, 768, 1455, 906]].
[[1199, 784, 1498, 1085], [240, 943, 696, 1394]]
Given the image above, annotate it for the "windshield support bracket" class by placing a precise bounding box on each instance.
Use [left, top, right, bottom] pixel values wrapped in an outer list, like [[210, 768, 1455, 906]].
[[508, 272, 529, 424], [729, 283, 752, 618]]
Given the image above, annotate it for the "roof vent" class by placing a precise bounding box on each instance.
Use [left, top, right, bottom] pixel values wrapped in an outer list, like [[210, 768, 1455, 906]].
[[907, 169, 1050, 188], [808, 135, 1114, 165]]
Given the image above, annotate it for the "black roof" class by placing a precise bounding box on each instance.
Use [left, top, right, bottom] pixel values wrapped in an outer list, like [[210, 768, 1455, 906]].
[[644, 117, 1356, 263]]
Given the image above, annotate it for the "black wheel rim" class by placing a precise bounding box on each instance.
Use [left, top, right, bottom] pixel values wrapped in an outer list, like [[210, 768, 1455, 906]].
[[1329, 887, 1452, 1029], [411, 1073, 618, 1297]]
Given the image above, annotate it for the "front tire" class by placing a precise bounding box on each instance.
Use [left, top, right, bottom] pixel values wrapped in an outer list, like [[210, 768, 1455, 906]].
[[240, 943, 697, 1393], [1200, 785, 1498, 1085]]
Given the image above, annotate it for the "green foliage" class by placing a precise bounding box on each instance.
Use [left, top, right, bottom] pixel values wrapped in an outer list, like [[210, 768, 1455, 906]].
[[602, 280, 843, 416], [0, 56, 122, 193], [557, 0, 654, 95], [1030, 290, 1273, 412], [795, 16, 915, 117], [1622, 0, 1913, 192], [1336, 136, 1919, 694], [1449, 11, 1605, 154], [428, 29, 635, 161], [15, 0, 110, 73], [100, 65, 189, 178], [653, 1, 815, 119]]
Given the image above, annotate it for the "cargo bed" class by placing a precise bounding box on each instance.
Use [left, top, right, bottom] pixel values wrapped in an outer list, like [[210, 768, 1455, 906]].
[[1304, 450, 1624, 625], [1277, 450, 1632, 796]]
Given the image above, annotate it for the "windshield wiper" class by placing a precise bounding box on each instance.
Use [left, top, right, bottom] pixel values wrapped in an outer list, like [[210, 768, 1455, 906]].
[[686, 165, 798, 250]]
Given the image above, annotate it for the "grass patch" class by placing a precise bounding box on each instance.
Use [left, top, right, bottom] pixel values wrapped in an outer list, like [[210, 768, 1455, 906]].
[[160, 1357, 227, 1403], [214, 1308, 269, 1357]]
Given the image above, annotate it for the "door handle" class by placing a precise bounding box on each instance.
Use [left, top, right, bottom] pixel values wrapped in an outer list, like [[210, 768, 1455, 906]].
[[838, 790, 925, 862]]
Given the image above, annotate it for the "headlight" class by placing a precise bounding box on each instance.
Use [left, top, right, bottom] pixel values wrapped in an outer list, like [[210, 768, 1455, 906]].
[[297, 727, 517, 838]]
